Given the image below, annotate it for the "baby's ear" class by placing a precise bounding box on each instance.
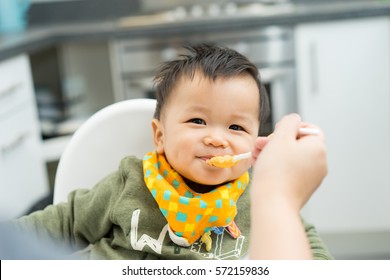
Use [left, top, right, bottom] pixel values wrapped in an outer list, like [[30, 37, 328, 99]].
[[152, 119, 164, 154]]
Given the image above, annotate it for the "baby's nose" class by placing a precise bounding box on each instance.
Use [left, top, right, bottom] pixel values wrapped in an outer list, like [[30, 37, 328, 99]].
[[203, 135, 229, 148]]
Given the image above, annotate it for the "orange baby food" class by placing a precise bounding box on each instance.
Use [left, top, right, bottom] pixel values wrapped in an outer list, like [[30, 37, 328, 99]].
[[206, 155, 236, 168]]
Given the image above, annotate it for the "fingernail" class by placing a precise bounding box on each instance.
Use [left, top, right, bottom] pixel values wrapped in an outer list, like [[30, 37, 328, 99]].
[[291, 113, 301, 122]]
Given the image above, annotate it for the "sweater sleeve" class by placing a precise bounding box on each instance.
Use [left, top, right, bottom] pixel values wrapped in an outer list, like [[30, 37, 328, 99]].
[[11, 158, 129, 252], [303, 219, 334, 260]]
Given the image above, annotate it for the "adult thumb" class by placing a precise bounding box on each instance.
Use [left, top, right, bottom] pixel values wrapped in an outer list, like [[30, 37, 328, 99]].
[[273, 113, 301, 139]]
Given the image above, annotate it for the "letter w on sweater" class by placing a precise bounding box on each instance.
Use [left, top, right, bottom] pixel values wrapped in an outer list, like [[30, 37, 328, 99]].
[[130, 209, 168, 254]]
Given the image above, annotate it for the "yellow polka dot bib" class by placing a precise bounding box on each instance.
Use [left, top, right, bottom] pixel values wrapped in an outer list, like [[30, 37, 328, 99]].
[[143, 151, 249, 247]]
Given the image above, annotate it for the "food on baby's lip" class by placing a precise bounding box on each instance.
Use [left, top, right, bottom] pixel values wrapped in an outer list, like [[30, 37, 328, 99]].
[[206, 155, 236, 168], [207, 152, 252, 168]]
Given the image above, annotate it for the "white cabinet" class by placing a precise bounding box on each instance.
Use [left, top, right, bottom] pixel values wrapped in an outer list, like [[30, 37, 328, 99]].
[[295, 17, 390, 234], [0, 55, 49, 220], [59, 42, 115, 118]]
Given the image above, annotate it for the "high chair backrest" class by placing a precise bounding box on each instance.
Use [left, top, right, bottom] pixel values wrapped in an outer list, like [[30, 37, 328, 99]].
[[53, 98, 157, 204]]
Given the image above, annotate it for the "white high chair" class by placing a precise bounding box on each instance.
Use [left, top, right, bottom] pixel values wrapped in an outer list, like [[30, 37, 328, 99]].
[[53, 98, 156, 204]]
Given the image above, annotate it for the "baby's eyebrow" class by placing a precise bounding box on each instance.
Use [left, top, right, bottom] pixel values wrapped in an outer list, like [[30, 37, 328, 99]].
[[230, 112, 255, 122], [185, 105, 209, 113]]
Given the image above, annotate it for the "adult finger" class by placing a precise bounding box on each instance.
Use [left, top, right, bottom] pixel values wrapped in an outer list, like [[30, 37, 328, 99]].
[[273, 114, 302, 140]]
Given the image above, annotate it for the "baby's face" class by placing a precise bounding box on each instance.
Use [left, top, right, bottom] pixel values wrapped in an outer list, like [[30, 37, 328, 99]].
[[153, 71, 260, 186]]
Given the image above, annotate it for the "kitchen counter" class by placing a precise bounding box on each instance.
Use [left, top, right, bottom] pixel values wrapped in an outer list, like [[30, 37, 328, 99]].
[[1, 1, 390, 61]]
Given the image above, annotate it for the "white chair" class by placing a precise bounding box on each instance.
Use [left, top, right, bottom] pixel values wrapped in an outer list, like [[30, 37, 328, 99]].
[[53, 98, 156, 204]]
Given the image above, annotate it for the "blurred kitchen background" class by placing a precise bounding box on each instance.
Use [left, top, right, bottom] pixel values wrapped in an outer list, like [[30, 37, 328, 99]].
[[0, 0, 389, 259]]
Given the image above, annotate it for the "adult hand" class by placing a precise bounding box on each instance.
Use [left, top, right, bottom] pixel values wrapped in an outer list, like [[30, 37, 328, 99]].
[[251, 113, 328, 212], [249, 114, 328, 259]]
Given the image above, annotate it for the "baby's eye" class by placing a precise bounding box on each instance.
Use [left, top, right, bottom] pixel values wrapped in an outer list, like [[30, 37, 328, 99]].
[[229, 124, 245, 131], [189, 118, 206, 125]]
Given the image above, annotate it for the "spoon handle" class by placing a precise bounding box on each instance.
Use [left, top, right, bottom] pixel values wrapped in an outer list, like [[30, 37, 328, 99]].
[[298, 127, 320, 135], [232, 152, 252, 162]]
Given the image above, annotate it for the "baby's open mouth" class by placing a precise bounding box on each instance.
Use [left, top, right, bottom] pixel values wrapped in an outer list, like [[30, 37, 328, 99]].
[[199, 155, 215, 161]]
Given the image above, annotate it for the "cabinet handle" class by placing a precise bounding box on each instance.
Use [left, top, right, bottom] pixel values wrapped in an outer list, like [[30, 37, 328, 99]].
[[0, 82, 23, 100], [309, 42, 319, 95], [1, 131, 30, 155]]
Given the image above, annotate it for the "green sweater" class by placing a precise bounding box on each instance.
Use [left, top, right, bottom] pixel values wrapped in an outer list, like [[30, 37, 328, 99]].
[[12, 156, 332, 260]]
